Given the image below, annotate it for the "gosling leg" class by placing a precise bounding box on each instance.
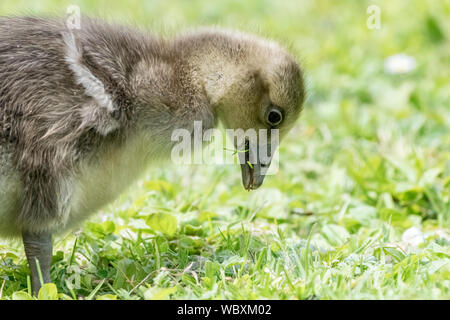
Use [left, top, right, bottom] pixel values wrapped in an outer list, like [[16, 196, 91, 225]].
[[22, 231, 53, 295]]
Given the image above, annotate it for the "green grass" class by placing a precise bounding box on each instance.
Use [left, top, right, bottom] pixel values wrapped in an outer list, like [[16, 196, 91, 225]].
[[0, 0, 449, 300]]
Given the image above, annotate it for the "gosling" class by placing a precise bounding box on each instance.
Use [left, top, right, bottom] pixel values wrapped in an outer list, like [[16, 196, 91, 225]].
[[0, 16, 305, 294]]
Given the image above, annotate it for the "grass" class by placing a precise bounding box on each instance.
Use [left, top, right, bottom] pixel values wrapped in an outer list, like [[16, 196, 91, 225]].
[[0, 0, 449, 300]]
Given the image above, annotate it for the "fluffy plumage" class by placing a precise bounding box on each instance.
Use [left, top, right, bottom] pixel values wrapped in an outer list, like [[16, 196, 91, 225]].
[[0, 17, 304, 238]]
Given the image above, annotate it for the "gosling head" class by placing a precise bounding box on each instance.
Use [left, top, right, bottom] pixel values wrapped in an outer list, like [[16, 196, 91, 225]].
[[200, 31, 305, 190]]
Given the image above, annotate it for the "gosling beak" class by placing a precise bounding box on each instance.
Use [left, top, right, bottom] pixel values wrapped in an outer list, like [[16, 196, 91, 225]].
[[240, 161, 267, 190], [238, 141, 272, 191]]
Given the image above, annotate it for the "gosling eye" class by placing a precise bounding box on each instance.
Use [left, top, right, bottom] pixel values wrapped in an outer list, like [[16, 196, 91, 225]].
[[265, 106, 283, 127]]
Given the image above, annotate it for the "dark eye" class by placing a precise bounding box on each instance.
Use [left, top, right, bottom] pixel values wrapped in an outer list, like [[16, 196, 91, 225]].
[[265, 107, 283, 126]]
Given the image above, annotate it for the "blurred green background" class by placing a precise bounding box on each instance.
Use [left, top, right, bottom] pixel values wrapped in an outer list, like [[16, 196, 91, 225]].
[[0, 0, 449, 300]]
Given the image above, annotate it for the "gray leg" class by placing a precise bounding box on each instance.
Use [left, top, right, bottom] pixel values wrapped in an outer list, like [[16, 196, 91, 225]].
[[22, 231, 52, 295]]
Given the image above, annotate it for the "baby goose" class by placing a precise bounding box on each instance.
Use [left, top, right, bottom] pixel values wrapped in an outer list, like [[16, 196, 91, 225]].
[[0, 17, 305, 294]]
